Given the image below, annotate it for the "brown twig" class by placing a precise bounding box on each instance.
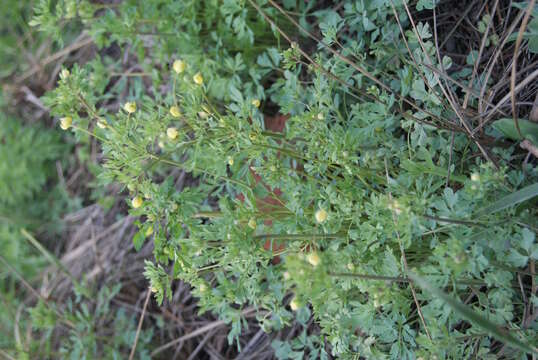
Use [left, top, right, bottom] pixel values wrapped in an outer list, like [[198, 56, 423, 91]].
[[510, 0, 536, 138], [128, 289, 152, 360]]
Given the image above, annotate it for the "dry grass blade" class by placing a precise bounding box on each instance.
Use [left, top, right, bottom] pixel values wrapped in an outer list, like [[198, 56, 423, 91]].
[[15, 32, 93, 84], [150, 308, 262, 357], [128, 289, 151, 360], [258, 0, 460, 130], [0, 254, 74, 329], [474, 68, 538, 134], [478, 10, 525, 116], [399, 0, 498, 167], [510, 0, 536, 139], [463, 0, 499, 109]]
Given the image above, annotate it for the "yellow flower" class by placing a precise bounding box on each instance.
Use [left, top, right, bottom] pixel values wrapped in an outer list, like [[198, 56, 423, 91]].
[[317, 112, 325, 120], [123, 102, 136, 114], [290, 297, 300, 311], [167, 127, 179, 140], [248, 218, 257, 230], [169, 106, 181, 118], [471, 173, 480, 182], [228, 157, 234, 166], [199, 283, 208, 292], [131, 196, 143, 209], [315, 208, 328, 223], [193, 72, 204, 85], [251, 99, 261, 108], [307, 251, 321, 267], [347, 263, 355, 271], [96, 119, 108, 129], [173, 59, 186, 74], [59, 117, 72, 130], [60, 69, 70, 79]]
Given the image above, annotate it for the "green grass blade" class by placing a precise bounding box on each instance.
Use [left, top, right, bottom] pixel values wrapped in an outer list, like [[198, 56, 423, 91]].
[[476, 182, 538, 216], [20, 228, 79, 286], [409, 272, 538, 355]]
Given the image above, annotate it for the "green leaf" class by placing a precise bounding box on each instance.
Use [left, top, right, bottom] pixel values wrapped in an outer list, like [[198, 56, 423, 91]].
[[409, 272, 538, 355], [492, 118, 538, 145], [133, 230, 145, 251], [506, 249, 528, 267], [475, 183, 538, 216]]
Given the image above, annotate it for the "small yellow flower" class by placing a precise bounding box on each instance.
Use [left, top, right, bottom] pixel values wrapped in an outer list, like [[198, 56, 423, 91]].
[[60, 68, 70, 79], [59, 117, 72, 130], [96, 119, 108, 129], [248, 218, 257, 230], [173, 59, 186, 74], [228, 157, 234, 166], [150, 286, 159, 293], [131, 196, 143, 209], [290, 297, 300, 311], [124, 102, 136, 114], [193, 72, 204, 85], [198, 111, 209, 119], [167, 127, 179, 140], [347, 263, 355, 271], [307, 252, 321, 267], [315, 208, 328, 223], [169, 106, 181, 118], [317, 113, 325, 120], [471, 173, 480, 182], [251, 99, 261, 108], [199, 283, 208, 292]]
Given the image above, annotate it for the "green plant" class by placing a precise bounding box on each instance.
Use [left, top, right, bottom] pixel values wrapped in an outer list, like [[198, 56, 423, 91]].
[[28, 284, 154, 359], [41, 0, 538, 358]]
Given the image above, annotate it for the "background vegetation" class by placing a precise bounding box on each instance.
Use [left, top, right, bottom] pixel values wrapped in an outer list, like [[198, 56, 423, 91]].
[[0, 0, 537, 359]]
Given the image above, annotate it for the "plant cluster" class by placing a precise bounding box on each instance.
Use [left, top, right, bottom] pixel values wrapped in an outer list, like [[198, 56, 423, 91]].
[[38, 0, 537, 358], [0, 2, 155, 357]]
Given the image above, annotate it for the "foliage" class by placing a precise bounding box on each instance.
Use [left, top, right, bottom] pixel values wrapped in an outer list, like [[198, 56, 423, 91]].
[[28, 285, 153, 359], [0, 2, 151, 357], [40, 0, 538, 359]]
